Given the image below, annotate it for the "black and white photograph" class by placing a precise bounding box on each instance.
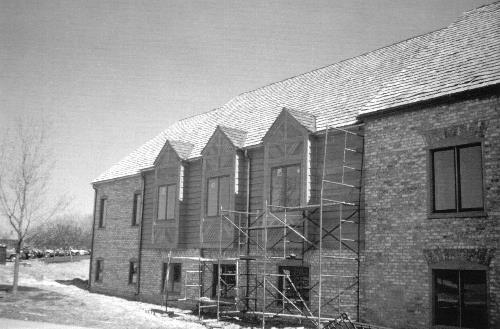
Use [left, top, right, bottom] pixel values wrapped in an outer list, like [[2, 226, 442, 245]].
[[0, 1, 499, 328]]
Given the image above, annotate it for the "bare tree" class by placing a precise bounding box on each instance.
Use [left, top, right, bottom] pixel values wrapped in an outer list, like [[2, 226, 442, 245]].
[[0, 118, 66, 294], [29, 214, 92, 250]]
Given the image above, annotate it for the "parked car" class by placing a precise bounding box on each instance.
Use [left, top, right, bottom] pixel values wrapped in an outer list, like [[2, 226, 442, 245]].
[[20, 247, 34, 260], [44, 249, 55, 257], [6, 247, 16, 261], [33, 248, 45, 258]]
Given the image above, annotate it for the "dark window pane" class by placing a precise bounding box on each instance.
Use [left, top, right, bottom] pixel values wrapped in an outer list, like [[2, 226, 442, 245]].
[[278, 266, 309, 307], [135, 194, 141, 224], [133, 194, 141, 225], [461, 270, 487, 329], [172, 263, 182, 282], [433, 149, 456, 211], [166, 185, 176, 219], [271, 167, 284, 206], [219, 176, 230, 212], [129, 262, 137, 284], [161, 263, 168, 292], [459, 145, 483, 210], [158, 186, 167, 220], [99, 199, 107, 227], [207, 178, 218, 216], [435, 270, 459, 326], [96, 260, 104, 282], [212, 264, 236, 298], [286, 165, 301, 206], [168, 263, 182, 293]]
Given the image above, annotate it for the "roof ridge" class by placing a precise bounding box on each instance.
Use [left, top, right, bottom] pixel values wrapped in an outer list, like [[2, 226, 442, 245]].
[[460, 0, 500, 16], [158, 25, 450, 130], [94, 1, 500, 183], [170, 107, 221, 125], [228, 26, 449, 101]]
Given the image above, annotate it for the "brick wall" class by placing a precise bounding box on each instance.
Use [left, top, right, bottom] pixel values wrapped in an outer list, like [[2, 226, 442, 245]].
[[90, 176, 142, 298], [361, 94, 500, 328]]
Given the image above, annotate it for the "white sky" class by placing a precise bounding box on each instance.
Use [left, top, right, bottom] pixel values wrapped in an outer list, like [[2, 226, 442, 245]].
[[0, 0, 495, 223]]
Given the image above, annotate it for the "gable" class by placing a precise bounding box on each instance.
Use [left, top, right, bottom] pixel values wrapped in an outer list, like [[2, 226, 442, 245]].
[[263, 108, 309, 144], [154, 141, 180, 168], [202, 127, 236, 157]]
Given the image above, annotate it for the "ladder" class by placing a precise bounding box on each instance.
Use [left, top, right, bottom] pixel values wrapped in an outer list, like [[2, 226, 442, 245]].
[[318, 126, 364, 328]]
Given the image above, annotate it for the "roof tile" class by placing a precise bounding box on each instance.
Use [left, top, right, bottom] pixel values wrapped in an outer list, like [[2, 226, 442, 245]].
[[94, 2, 500, 183]]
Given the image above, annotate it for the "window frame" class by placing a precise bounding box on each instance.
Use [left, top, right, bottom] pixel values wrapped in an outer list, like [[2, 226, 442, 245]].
[[212, 264, 237, 298], [128, 261, 138, 285], [165, 184, 176, 220], [206, 175, 230, 217], [277, 265, 310, 307], [131, 192, 142, 226], [98, 198, 107, 228], [431, 267, 488, 329], [157, 184, 176, 221], [161, 262, 182, 294], [270, 164, 302, 208], [428, 141, 486, 219], [95, 259, 104, 283]]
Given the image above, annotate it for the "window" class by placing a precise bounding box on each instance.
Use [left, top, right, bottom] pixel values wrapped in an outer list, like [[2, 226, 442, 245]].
[[98, 198, 107, 228], [132, 193, 141, 226], [434, 269, 487, 329], [271, 165, 301, 207], [95, 259, 104, 282], [128, 261, 138, 285], [278, 266, 309, 307], [179, 165, 185, 202], [431, 143, 483, 213], [158, 185, 176, 220], [161, 263, 182, 294], [206, 176, 230, 216], [212, 264, 236, 298]]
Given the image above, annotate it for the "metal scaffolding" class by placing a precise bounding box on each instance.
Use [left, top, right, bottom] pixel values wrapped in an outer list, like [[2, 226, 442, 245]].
[[172, 126, 370, 328]]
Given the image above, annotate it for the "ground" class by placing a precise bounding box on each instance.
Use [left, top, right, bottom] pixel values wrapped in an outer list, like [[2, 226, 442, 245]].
[[0, 259, 216, 329]]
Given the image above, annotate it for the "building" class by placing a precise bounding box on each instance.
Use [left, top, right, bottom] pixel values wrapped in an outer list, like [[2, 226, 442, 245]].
[[89, 3, 499, 329]]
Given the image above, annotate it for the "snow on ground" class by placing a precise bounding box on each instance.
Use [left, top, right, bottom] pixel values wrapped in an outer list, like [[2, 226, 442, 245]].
[[0, 259, 207, 329]]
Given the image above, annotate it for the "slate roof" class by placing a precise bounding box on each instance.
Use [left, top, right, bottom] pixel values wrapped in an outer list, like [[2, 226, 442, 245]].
[[168, 140, 194, 160], [361, 2, 500, 114], [286, 108, 317, 132], [94, 2, 500, 183], [218, 126, 247, 149]]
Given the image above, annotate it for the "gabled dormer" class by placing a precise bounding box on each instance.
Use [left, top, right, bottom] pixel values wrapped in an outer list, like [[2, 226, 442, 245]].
[[201, 125, 247, 248], [151, 140, 193, 248], [263, 108, 316, 209]]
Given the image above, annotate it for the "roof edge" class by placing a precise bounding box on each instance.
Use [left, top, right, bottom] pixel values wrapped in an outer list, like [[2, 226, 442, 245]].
[[358, 83, 500, 121]]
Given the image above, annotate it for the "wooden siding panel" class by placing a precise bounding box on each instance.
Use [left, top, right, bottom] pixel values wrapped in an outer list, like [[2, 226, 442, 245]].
[[141, 172, 156, 249], [248, 147, 264, 213], [179, 159, 202, 248]]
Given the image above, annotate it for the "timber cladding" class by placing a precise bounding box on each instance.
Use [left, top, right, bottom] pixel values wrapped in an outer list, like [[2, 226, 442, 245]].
[[361, 94, 500, 329]]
